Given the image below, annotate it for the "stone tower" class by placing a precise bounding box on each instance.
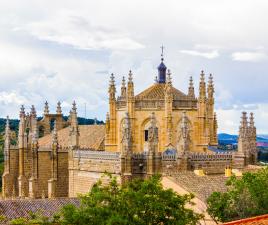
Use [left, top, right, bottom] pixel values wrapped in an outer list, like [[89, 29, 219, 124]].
[[105, 52, 218, 153]]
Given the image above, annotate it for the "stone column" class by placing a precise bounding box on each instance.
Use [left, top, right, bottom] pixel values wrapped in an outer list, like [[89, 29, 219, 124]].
[[2, 116, 12, 198], [29, 114, 39, 198], [18, 105, 27, 198], [120, 112, 132, 181], [48, 121, 58, 198]]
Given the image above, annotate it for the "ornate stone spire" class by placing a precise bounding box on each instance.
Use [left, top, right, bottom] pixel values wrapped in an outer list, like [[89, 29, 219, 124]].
[[4, 116, 11, 166], [19, 105, 25, 141], [72, 100, 77, 112], [188, 76, 195, 98], [109, 73, 116, 101], [30, 105, 36, 118], [121, 76, 126, 98], [165, 69, 172, 99], [157, 45, 167, 83], [199, 70, 206, 101], [166, 69, 172, 85], [5, 116, 10, 138], [249, 112, 256, 138], [249, 112, 255, 128], [239, 112, 248, 139], [127, 70, 134, 98], [69, 101, 79, 148], [44, 101, 49, 115], [56, 101, 62, 114], [207, 74, 214, 99], [20, 105, 25, 118]]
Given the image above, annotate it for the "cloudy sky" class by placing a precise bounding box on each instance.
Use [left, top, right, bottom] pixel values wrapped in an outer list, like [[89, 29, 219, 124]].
[[0, 0, 268, 134]]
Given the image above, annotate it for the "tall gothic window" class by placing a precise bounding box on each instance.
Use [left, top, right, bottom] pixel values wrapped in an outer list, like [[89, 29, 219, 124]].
[[144, 130, 149, 142]]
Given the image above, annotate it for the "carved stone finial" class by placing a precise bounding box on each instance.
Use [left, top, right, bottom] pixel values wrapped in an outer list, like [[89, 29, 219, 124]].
[[189, 76, 193, 86], [128, 70, 133, 83], [30, 105, 36, 117], [188, 76, 195, 98], [200, 70, 205, 82], [5, 116, 10, 134], [208, 74, 213, 85], [20, 105, 25, 118], [56, 101, 62, 114], [110, 73, 115, 85], [241, 112, 248, 128], [167, 69, 172, 84], [121, 76, 127, 98], [44, 101, 49, 115], [109, 74, 116, 99], [122, 76, 126, 87], [249, 112, 255, 128], [72, 101, 77, 112], [239, 112, 248, 139]]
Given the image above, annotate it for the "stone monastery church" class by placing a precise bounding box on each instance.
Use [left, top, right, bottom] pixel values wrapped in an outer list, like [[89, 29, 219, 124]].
[[2, 52, 258, 199]]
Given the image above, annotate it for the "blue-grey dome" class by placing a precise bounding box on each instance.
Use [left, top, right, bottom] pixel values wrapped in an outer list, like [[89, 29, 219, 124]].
[[157, 59, 167, 83]]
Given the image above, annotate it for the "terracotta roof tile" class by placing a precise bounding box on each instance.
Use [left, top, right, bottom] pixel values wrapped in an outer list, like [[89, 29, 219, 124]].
[[0, 198, 80, 221], [222, 214, 268, 225], [38, 125, 105, 150], [135, 83, 187, 100]]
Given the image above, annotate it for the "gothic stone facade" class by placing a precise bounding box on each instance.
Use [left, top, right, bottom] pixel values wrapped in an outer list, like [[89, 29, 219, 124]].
[[2, 57, 258, 199]]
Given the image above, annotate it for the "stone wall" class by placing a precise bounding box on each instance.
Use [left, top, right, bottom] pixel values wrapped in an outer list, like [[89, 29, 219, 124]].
[[2, 147, 19, 198], [37, 150, 51, 198], [69, 150, 121, 197], [56, 152, 69, 197]]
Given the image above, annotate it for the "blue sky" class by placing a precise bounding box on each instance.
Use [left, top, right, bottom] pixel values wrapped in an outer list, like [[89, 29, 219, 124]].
[[0, 0, 268, 134]]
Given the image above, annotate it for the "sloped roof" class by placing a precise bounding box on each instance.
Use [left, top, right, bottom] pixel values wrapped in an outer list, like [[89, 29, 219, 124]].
[[38, 125, 105, 150], [135, 83, 187, 100], [223, 214, 268, 225], [0, 198, 80, 221]]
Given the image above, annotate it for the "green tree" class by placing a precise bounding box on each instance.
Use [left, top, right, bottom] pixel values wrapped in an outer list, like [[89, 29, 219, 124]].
[[207, 167, 268, 223], [60, 174, 203, 225]]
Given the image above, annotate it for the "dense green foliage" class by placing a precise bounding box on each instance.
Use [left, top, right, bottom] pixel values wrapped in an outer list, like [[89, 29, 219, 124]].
[[59, 175, 203, 225], [9, 175, 203, 225], [207, 167, 268, 223]]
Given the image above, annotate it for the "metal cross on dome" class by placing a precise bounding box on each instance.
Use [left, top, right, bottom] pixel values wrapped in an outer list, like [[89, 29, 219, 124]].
[[160, 45, 164, 61]]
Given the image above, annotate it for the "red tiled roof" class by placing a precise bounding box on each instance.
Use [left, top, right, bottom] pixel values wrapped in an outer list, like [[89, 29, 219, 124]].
[[0, 198, 80, 221], [223, 214, 268, 225], [38, 125, 105, 150]]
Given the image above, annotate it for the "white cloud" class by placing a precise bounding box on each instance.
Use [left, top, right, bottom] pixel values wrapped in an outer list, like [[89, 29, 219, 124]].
[[217, 104, 268, 134], [0, 0, 268, 133], [21, 10, 144, 51], [0, 91, 26, 105], [231, 51, 268, 62], [180, 50, 219, 59]]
